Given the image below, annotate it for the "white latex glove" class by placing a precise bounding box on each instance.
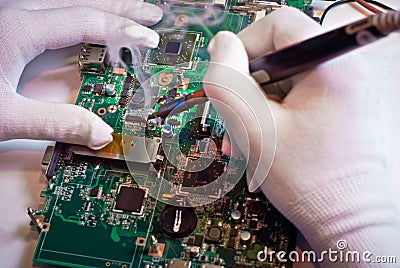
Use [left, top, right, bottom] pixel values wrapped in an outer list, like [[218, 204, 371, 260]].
[[0, 0, 162, 149], [203, 7, 400, 267]]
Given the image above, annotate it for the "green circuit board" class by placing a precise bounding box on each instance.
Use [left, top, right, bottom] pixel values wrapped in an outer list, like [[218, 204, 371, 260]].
[[29, 1, 311, 267]]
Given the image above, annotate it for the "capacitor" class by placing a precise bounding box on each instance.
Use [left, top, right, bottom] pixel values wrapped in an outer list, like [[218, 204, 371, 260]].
[[230, 209, 241, 223], [162, 125, 174, 138], [105, 84, 116, 97], [240, 230, 252, 245]]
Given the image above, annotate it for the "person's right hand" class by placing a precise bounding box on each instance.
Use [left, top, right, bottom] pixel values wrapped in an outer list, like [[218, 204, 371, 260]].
[[0, 0, 162, 149], [203, 7, 400, 266]]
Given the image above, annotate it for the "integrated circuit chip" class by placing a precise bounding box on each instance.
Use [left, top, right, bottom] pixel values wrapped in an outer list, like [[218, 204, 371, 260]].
[[88, 187, 99, 197], [165, 41, 182, 55], [114, 186, 147, 215], [148, 31, 200, 69]]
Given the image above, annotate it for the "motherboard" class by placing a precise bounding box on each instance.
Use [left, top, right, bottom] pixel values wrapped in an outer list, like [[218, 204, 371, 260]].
[[28, 1, 308, 267]]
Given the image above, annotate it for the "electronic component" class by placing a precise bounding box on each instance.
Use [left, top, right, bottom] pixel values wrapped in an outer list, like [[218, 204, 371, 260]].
[[194, 234, 204, 247], [118, 96, 128, 107], [230, 209, 242, 223], [247, 201, 266, 219], [229, 228, 238, 237], [125, 76, 134, 84], [160, 206, 197, 239], [120, 89, 130, 97], [88, 187, 99, 198], [123, 83, 131, 91], [148, 31, 200, 69], [190, 246, 200, 258], [82, 85, 92, 94], [162, 125, 174, 138], [249, 220, 258, 230], [113, 186, 146, 214], [206, 226, 223, 243], [166, 259, 191, 268], [105, 84, 116, 97], [112, 67, 125, 76], [93, 83, 104, 95], [239, 230, 252, 245], [165, 41, 182, 55], [78, 44, 107, 73], [194, 160, 225, 185]]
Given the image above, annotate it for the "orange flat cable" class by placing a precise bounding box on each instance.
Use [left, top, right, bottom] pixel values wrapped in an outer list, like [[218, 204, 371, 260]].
[[354, 0, 382, 13]]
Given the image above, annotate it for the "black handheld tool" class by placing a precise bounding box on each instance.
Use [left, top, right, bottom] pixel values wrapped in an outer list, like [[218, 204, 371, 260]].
[[249, 10, 400, 86]]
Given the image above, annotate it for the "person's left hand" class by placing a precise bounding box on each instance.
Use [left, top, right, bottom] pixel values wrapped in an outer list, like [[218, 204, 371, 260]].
[[0, 0, 162, 149]]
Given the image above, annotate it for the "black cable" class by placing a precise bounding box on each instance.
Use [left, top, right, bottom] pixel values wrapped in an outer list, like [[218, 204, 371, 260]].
[[320, 0, 395, 25]]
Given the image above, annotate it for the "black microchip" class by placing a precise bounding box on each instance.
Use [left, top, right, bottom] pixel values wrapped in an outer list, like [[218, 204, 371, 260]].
[[148, 31, 199, 68], [227, 239, 236, 249], [249, 220, 258, 230], [187, 237, 194, 246], [93, 83, 103, 95], [125, 76, 134, 83], [230, 229, 238, 237], [194, 234, 204, 246], [114, 186, 146, 214], [123, 83, 131, 91], [82, 85, 92, 93], [195, 161, 225, 185], [119, 97, 127, 106], [88, 187, 99, 197], [120, 90, 129, 97], [165, 41, 182, 55]]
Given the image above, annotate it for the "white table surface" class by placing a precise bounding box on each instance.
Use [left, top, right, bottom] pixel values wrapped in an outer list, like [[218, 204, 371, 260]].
[[1, 3, 399, 267]]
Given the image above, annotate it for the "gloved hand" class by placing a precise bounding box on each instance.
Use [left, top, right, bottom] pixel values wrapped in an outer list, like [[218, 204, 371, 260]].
[[0, 0, 162, 149], [203, 7, 400, 266]]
